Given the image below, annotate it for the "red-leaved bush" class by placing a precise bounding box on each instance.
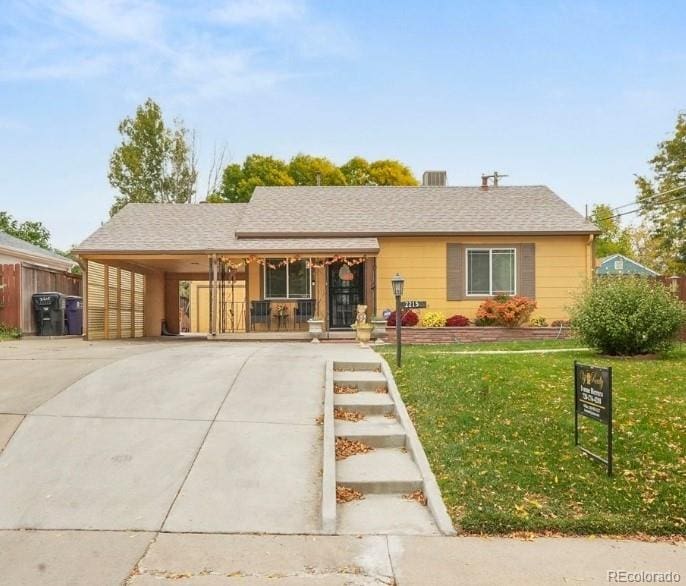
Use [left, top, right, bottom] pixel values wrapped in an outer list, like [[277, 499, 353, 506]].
[[476, 296, 537, 328], [446, 314, 470, 327], [386, 310, 419, 327]]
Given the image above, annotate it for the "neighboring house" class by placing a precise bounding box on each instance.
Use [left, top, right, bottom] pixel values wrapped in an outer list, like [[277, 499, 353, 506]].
[[596, 254, 660, 277], [73, 178, 599, 340], [0, 231, 80, 333]]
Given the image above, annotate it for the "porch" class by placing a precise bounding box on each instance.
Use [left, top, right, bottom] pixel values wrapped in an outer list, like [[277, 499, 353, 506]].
[[79, 252, 377, 341], [203, 255, 377, 336]]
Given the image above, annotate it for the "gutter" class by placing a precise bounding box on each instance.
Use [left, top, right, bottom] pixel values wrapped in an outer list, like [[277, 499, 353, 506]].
[[0, 245, 75, 272]]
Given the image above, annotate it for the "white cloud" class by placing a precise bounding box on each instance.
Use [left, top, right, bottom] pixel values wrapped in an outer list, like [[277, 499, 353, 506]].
[[0, 0, 354, 99], [212, 0, 305, 25], [0, 54, 112, 81], [53, 0, 163, 42]]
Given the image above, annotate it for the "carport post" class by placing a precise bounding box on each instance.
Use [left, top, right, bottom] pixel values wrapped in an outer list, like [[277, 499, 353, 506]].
[[209, 254, 218, 336]]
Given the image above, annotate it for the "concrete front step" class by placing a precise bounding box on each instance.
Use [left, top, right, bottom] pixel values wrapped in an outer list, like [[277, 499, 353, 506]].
[[333, 361, 382, 372], [335, 418, 406, 448], [337, 494, 440, 535], [336, 448, 422, 493], [334, 392, 395, 415], [333, 370, 387, 392]]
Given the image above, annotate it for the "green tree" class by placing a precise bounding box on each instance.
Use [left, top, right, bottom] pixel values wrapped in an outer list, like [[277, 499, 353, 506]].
[[635, 112, 686, 272], [209, 153, 419, 202], [628, 223, 667, 274], [590, 203, 632, 259], [210, 155, 294, 203], [0, 211, 51, 249], [368, 159, 419, 186], [108, 98, 198, 215], [288, 154, 345, 186], [340, 156, 371, 185]]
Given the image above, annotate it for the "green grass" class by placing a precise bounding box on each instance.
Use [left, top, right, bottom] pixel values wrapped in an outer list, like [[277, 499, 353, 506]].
[[377, 341, 686, 535], [0, 324, 21, 341]]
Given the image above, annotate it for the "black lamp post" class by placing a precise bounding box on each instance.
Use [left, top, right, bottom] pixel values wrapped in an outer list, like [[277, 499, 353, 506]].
[[391, 273, 405, 367]]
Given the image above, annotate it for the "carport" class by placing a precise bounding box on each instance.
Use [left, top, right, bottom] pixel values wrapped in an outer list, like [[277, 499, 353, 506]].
[[74, 203, 378, 340]]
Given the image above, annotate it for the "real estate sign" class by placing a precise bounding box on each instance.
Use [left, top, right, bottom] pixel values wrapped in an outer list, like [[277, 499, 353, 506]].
[[574, 362, 613, 475], [575, 363, 610, 423]]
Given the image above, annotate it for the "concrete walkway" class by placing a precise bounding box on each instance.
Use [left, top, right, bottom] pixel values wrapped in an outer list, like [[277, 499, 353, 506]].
[[0, 531, 683, 585], [2, 339, 684, 584], [0, 339, 373, 533]]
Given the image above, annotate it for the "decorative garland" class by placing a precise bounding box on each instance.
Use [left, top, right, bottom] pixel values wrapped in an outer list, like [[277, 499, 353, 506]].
[[217, 255, 367, 271]]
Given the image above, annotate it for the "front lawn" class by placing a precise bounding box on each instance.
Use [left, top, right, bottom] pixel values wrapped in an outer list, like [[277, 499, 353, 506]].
[[378, 341, 686, 535]]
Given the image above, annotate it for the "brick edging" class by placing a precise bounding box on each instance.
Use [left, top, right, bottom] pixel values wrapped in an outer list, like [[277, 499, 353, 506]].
[[384, 326, 572, 343]]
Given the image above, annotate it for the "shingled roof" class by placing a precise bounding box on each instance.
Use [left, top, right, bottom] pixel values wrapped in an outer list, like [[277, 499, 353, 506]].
[[0, 230, 75, 269], [74, 185, 598, 254], [236, 185, 599, 237], [73, 203, 379, 254]]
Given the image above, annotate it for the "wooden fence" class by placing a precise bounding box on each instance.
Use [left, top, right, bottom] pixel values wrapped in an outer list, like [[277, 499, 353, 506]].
[[0, 264, 21, 330], [661, 276, 686, 301], [0, 263, 82, 334]]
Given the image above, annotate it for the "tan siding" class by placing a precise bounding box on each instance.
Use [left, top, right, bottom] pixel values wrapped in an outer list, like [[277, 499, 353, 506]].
[[376, 235, 592, 322]]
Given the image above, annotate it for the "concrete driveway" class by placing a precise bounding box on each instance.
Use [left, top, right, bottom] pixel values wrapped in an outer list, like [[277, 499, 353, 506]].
[[0, 338, 373, 533]]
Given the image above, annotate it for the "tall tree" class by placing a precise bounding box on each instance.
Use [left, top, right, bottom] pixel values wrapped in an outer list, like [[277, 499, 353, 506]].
[[340, 156, 371, 185], [0, 211, 51, 248], [635, 112, 686, 272], [590, 203, 632, 259], [288, 154, 345, 186], [368, 159, 418, 186], [628, 223, 667, 273], [209, 155, 294, 203], [209, 154, 419, 202], [108, 99, 198, 215]]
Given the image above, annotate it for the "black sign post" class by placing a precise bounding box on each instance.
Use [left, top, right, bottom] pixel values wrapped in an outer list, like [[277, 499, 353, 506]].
[[574, 361, 613, 476]]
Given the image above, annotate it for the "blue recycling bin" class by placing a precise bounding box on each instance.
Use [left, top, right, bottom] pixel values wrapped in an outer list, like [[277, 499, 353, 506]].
[[65, 296, 83, 335]]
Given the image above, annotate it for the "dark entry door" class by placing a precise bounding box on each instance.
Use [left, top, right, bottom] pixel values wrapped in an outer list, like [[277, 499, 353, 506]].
[[328, 262, 364, 329]]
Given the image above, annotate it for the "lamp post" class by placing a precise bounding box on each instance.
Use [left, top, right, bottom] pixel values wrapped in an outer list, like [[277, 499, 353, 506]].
[[391, 273, 405, 367]]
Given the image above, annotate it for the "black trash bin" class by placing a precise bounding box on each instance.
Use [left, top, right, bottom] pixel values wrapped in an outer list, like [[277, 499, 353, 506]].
[[65, 296, 83, 335], [32, 292, 66, 336]]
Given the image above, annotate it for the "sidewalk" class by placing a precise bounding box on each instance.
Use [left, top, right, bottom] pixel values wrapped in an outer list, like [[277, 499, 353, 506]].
[[1, 531, 683, 585]]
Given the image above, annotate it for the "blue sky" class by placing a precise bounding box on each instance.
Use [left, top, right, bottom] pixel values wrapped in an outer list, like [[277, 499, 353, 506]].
[[1, 0, 685, 250]]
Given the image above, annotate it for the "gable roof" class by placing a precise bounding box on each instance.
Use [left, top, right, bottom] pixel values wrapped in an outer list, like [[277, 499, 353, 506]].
[[0, 230, 75, 270], [597, 254, 660, 277], [74, 185, 599, 255], [235, 185, 600, 237], [73, 203, 379, 254]]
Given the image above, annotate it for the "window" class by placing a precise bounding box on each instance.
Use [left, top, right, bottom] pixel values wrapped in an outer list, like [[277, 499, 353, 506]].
[[264, 258, 311, 299], [466, 248, 516, 296]]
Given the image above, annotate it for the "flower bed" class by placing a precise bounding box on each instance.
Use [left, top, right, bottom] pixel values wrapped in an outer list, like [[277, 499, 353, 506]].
[[385, 325, 572, 344]]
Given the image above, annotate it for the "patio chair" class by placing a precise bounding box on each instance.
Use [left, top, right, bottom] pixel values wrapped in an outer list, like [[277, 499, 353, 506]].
[[250, 300, 271, 330], [294, 300, 315, 328]]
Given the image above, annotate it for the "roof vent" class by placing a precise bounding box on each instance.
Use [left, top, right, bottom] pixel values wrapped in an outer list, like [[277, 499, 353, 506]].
[[481, 171, 509, 190], [422, 170, 447, 187]]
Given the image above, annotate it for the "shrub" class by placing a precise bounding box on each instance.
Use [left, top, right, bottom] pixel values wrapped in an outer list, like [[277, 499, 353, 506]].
[[386, 309, 419, 327], [421, 311, 446, 328], [529, 316, 548, 327], [550, 319, 570, 328], [569, 277, 686, 355], [446, 314, 470, 327], [476, 296, 537, 328]]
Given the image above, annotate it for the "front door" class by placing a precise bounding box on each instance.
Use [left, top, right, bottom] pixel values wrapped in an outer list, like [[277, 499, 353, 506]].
[[328, 262, 364, 329]]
